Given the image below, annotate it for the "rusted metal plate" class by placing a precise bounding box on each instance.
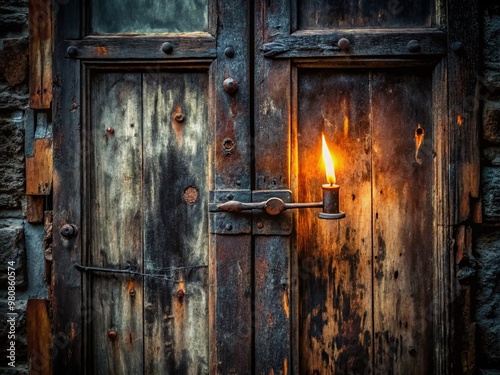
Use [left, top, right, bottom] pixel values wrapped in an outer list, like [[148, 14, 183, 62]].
[[142, 71, 209, 374], [372, 71, 434, 374], [209, 190, 252, 234], [89, 72, 144, 374], [252, 190, 292, 236], [295, 70, 373, 374]]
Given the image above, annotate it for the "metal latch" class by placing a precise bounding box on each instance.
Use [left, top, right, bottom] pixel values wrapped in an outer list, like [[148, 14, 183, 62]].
[[209, 190, 293, 236]]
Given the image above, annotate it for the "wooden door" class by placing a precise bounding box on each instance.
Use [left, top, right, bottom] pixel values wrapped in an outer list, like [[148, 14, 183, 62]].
[[51, 0, 478, 374], [254, 1, 478, 374]]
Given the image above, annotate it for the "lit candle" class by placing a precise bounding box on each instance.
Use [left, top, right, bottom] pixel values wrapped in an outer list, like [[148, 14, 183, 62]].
[[319, 133, 345, 219]]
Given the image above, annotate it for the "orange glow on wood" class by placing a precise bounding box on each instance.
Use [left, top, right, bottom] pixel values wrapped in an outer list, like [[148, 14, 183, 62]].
[[322, 133, 336, 184]]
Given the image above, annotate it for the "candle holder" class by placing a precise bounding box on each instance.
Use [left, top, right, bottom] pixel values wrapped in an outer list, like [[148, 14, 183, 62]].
[[318, 184, 345, 220]]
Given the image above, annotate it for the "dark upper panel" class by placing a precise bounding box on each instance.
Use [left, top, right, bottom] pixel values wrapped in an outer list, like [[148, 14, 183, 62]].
[[90, 0, 208, 34], [297, 0, 434, 29]]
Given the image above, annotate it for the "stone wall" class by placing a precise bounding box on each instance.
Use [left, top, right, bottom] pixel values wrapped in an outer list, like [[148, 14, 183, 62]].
[[0, 1, 40, 374], [476, 4, 500, 375]]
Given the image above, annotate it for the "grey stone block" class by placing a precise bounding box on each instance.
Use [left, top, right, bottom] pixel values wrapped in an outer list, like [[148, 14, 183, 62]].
[[482, 167, 500, 221], [483, 100, 500, 144], [0, 219, 26, 288]]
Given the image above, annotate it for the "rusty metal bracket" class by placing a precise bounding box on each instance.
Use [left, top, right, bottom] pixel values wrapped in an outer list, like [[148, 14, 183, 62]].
[[209, 190, 252, 234], [209, 190, 295, 235]]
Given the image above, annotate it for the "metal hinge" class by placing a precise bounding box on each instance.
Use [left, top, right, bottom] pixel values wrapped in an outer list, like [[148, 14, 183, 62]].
[[209, 190, 292, 236]]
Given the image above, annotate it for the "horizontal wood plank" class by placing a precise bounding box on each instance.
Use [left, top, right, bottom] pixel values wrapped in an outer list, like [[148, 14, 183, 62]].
[[261, 29, 446, 59], [65, 34, 216, 60]]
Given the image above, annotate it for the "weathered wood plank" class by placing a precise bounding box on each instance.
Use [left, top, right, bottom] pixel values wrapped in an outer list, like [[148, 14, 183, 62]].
[[261, 29, 447, 60], [212, 0, 252, 373], [65, 35, 216, 60], [91, 0, 208, 34], [90, 72, 143, 375], [371, 71, 434, 374], [142, 71, 209, 374], [297, 0, 433, 29], [29, 0, 52, 109], [51, 1, 82, 372], [295, 70, 373, 374], [25, 138, 53, 195], [254, 2, 293, 372], [26, 195, 44, 223], [27, 299, 52, 375]]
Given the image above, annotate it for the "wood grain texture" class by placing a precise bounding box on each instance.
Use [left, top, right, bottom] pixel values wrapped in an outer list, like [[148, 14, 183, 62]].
[[29, 0, 52, 108], [51, 1, 82, 372], [27, 299, 52, 375], [142, 72, 209, 374], [89, 72, 143, 375], [297, 0, 433, 29], [295, 70, 373, 374], [25, 139, 53, 195], [26, 195, 44, 223], [262, 30, 447, 60], [371, 71, 434, 374], [65, 35, 216, 60], [212, 0, 252, 373], [91, 0, 208, 34]]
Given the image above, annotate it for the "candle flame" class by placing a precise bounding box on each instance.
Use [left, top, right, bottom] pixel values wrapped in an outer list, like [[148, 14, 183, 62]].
[[322, 133, 336, 184]]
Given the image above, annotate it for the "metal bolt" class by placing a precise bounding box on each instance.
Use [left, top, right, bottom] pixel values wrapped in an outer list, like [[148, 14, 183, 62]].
[[407, 40, 420, 53], [408, 346, 417, 356], [66, 46, 78, 58], [226, 193, 234, 200], [225, 223, 233, 231], [129, 289, 136, 297], [161, 42, 174, 54], [174, 113, 185, 123], [176, 289, 185, 300], [107, 331, 118, 340], [223, 78, 238, 94], [256, 222, 264, 229], [224, 46, 235, 58], [337, 38, 350, 50], [451, 41, 464, 54], [60, 224, 78, 238], [106, 127, 114, 135]]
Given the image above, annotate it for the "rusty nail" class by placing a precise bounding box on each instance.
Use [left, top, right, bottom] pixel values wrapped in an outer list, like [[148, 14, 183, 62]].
[[161, 42, 174, 54], [60, 224, 78, 238], [225, 223, 233, 231], [107, 127, 114, 135], [129, 289, 136, 297], [337, 38, 350, 50], [224, 46, 235, 58], [174, 113, 185, 123], [176, 289, 185, 300], [408, 346, 417, 356], [223, 77, 238, 94], [256, 222, 264, 229], [407, 40, 420, 53], [66, 46, 78, 58], [107, 331, 118, 340]]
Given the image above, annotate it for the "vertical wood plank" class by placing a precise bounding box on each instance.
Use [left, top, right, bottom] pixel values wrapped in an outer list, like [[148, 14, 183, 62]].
[[371, 71, 434, 374], [26, 195, 44, 223], [89, 72, 143, 375], [25, 139, 53, 195], [254, 1, 293, 373], [27, 299, 52, 375], [142, 72, 209, 374], [51, 0, 82, 371], [295, 70, 373, 374], [213, 0, 252, 373], [29, 0, 52, 109]]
